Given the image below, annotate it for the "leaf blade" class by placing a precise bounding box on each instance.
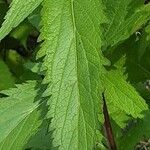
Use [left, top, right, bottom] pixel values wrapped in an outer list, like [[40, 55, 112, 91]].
[[103, 0, 150, 47], [0, 0, 42, 41], [104, 70, 148, 119], [0, 81, 44, 150], [39, 0, 106, 149]]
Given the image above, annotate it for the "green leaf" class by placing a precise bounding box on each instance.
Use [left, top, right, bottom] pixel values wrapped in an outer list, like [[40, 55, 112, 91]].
[[109, 107, 130, 128], [103, 0, 150, 48], [5, 49, 24, 77], [38, 0, 107, 149], [103, 35, 149, 127], [104, 70, 148, 119], [0, 0, 42, 41], [28, 6, 42, 30], [0, 58, 14, 90], [118, 110, 150, 150], [102, 57, 130, 128], [25, 119, 53, 150], [146, 22, 150, 40], [109, 35, 150, 83], [10, 21, 33, 48], [0, 81, 44, 150]]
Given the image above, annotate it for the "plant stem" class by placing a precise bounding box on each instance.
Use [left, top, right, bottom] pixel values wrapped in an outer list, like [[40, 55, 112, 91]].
[[102, 92, 117, 150]]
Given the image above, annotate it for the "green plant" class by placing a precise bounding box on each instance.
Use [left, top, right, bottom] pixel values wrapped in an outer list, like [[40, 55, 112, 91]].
[[0, 0, 150, 149]]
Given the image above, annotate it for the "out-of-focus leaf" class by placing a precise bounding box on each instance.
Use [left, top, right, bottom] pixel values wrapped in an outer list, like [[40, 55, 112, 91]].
[[0, 58, 14, 90], [118, 110, 150, 150]]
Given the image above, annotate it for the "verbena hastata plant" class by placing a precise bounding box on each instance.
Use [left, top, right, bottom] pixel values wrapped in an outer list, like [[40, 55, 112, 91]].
[[0, 0, 150, 150]]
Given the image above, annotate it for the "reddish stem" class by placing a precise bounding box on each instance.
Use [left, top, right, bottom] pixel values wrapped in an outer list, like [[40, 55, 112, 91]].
[[102, 92, 117, 150]]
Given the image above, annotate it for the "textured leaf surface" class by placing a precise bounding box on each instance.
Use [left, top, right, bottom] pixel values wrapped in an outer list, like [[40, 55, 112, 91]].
[[103, 58, 130, 127], [0, 0, 42, 41], [103, 0, 150, 47], [109, 106, 129, 128], [38, 0, 107, 149], [104, 35, 149, 127], [104, 70, 148, 118], [0, 81, 43, 150]]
